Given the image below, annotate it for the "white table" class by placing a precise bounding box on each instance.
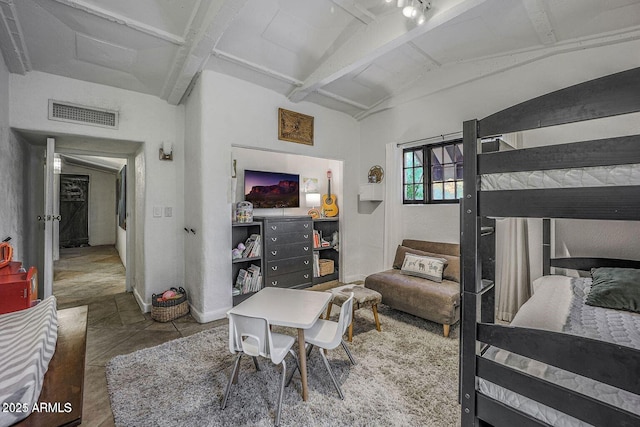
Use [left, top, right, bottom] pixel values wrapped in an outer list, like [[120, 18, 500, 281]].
[[228, 287, 331, 401]]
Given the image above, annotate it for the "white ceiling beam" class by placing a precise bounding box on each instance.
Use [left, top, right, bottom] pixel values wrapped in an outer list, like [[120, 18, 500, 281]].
[[332, 0, 376, 25], [316, 88, 371, 110], [0, 0, 31, 74], [522, 0, 557, 45], [356, 26, 640, 120], [164, 0, 249, 104], [288, 0, 488, 103], [49, 0, 185, 45], [211, 49, 303, 86]]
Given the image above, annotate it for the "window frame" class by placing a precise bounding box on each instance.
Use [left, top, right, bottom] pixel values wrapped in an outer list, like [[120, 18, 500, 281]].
[[402, 139, 463, 205]]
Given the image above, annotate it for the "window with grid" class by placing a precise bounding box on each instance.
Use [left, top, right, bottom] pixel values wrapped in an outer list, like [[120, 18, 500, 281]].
[[403, 140, 463, 204]]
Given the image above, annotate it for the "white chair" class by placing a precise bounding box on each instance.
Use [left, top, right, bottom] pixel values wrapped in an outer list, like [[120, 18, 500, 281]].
[[287, 292, 356, 399], [221, 313, 299, 426]]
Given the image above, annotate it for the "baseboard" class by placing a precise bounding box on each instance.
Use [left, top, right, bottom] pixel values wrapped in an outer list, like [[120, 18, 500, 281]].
[[345, 273, 367, 283], [133, 288, 151, 313], [189, 303, 228, 324]]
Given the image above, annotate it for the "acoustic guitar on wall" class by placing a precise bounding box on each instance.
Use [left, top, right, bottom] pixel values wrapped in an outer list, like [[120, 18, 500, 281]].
[[322, 170, 338, 217]]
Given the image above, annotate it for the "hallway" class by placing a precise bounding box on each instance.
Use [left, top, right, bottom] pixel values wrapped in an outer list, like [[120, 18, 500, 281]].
[[53, 245, 224, 425], [54, 245, 126, 307]]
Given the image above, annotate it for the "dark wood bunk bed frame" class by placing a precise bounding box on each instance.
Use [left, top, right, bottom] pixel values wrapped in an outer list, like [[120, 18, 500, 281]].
[[460, 67, 640, 426]]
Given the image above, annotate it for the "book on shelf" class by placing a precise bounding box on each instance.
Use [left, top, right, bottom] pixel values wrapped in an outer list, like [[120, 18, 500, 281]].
[[313, 252, 320, 277], [235, 265, 263, 294], [249, 235, 261, 257], [313, 230, 321, 248], [235, 269, 247, 289], [244, 264, 262, 293], [242, 234, 261, 258]]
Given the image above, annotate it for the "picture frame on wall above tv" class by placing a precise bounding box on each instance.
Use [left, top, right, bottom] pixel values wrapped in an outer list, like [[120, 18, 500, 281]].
[[244, 169, 300, 208]]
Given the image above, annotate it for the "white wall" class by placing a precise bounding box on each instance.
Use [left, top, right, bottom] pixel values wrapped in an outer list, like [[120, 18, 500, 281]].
[[0, 53, 42, 281], [60, 163, 117, 246], [9, 71, 185, 310], [184, 70, 360, 322], [0, 53, 26, 261], [358, 38, 640, 277]]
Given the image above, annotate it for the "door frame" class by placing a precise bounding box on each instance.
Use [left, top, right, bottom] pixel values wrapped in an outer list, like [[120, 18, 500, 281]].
[[46, 140, 139, 295]]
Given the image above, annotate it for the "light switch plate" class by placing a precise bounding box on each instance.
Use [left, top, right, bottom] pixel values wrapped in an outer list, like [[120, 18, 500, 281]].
[[153, 206, 162, 218], [164, 207, 173, 217]]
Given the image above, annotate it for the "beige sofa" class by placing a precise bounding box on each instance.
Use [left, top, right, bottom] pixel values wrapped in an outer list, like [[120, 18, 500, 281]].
[[364, 240, 460, 337]]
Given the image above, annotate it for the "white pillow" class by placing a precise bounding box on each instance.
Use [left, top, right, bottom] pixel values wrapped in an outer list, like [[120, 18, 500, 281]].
[[400, 253, 447, 283]]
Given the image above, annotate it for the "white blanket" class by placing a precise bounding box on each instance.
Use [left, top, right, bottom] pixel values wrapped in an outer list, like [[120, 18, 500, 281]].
[[0, 296, 58, 427]]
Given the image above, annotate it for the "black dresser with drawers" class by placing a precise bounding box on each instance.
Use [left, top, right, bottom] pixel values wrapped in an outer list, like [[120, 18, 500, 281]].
[[259, 216, 314, 289]]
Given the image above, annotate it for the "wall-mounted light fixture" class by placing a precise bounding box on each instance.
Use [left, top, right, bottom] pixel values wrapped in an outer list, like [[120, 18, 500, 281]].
[[159, 142, 173, 161]]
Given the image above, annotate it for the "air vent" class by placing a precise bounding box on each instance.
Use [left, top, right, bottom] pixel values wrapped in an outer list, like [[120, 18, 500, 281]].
[[48, 100, 119, 129]]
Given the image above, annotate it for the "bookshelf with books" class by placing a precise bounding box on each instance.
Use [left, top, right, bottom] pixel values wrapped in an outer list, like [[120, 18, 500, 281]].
[[312, 217, 339, 285], [232, 221, 264, 305]]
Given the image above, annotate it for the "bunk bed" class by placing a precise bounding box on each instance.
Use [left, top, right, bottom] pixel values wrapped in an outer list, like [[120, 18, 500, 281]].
[[460, 66, 640, 426]]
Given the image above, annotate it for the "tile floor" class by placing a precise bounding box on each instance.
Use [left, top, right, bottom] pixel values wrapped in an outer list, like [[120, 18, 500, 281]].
[[54, 246, 225, 426]]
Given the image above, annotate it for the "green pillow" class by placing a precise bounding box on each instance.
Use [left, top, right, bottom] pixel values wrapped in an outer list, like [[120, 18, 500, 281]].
[[586, 267, 640, 313]]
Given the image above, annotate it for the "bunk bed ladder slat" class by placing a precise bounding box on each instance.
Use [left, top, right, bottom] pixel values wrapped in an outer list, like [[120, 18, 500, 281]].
[[477, 323, 640, 396], [477, 67, 640, 137], [477, 357, 640, 427]]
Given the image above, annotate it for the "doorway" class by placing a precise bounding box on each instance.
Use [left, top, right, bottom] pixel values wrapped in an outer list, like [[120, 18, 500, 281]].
[[54, 153, 129, 307], [13, 129, 142, 305]]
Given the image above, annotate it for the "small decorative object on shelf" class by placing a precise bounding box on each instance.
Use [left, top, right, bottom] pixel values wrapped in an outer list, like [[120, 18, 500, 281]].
[[307, 207, 321, 219], [368, 165, 384, 183], [235, 201, 253, 223]]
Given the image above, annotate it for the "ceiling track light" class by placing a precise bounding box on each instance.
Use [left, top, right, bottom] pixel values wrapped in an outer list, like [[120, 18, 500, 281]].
[[395, 0, 431, 25]]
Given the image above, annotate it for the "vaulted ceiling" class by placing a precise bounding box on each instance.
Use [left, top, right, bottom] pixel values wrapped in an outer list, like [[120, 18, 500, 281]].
[[2, 0, 639, 120]]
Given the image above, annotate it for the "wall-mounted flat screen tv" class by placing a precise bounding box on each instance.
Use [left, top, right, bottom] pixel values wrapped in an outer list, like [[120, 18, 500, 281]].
[[244, 170, 300, 208]]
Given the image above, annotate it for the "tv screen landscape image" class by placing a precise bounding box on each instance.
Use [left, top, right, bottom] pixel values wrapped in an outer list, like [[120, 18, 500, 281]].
[[244, 170, 300, 208]]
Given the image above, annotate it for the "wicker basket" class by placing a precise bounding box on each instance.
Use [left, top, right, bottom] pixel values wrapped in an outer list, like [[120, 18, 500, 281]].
[[319, 259, 334, 276], [151, 287, 189, 322]]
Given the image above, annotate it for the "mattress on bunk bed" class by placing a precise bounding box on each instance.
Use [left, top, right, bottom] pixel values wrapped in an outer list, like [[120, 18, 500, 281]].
[[479, 275, 640, 427], [0, 296, 58, 427], [480, 163, 640, 191]]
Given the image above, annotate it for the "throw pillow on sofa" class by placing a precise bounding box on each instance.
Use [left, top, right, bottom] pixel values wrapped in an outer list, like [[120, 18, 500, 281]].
[[400, 253, 448, 283], [393, 245, 460, 283]]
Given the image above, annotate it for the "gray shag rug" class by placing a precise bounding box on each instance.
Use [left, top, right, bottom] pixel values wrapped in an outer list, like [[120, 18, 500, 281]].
[[106, 304, 461, 427]]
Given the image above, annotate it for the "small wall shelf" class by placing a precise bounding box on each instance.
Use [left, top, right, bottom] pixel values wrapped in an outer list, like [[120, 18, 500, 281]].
[[359, 183, 384, 201]]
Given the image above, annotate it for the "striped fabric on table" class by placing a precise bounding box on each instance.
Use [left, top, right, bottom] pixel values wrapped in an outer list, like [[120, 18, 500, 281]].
[[0, 296, 58, 427]]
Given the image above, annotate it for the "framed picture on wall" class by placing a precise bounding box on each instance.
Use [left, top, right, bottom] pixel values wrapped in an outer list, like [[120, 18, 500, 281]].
[[278, 108, 314, 145]]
